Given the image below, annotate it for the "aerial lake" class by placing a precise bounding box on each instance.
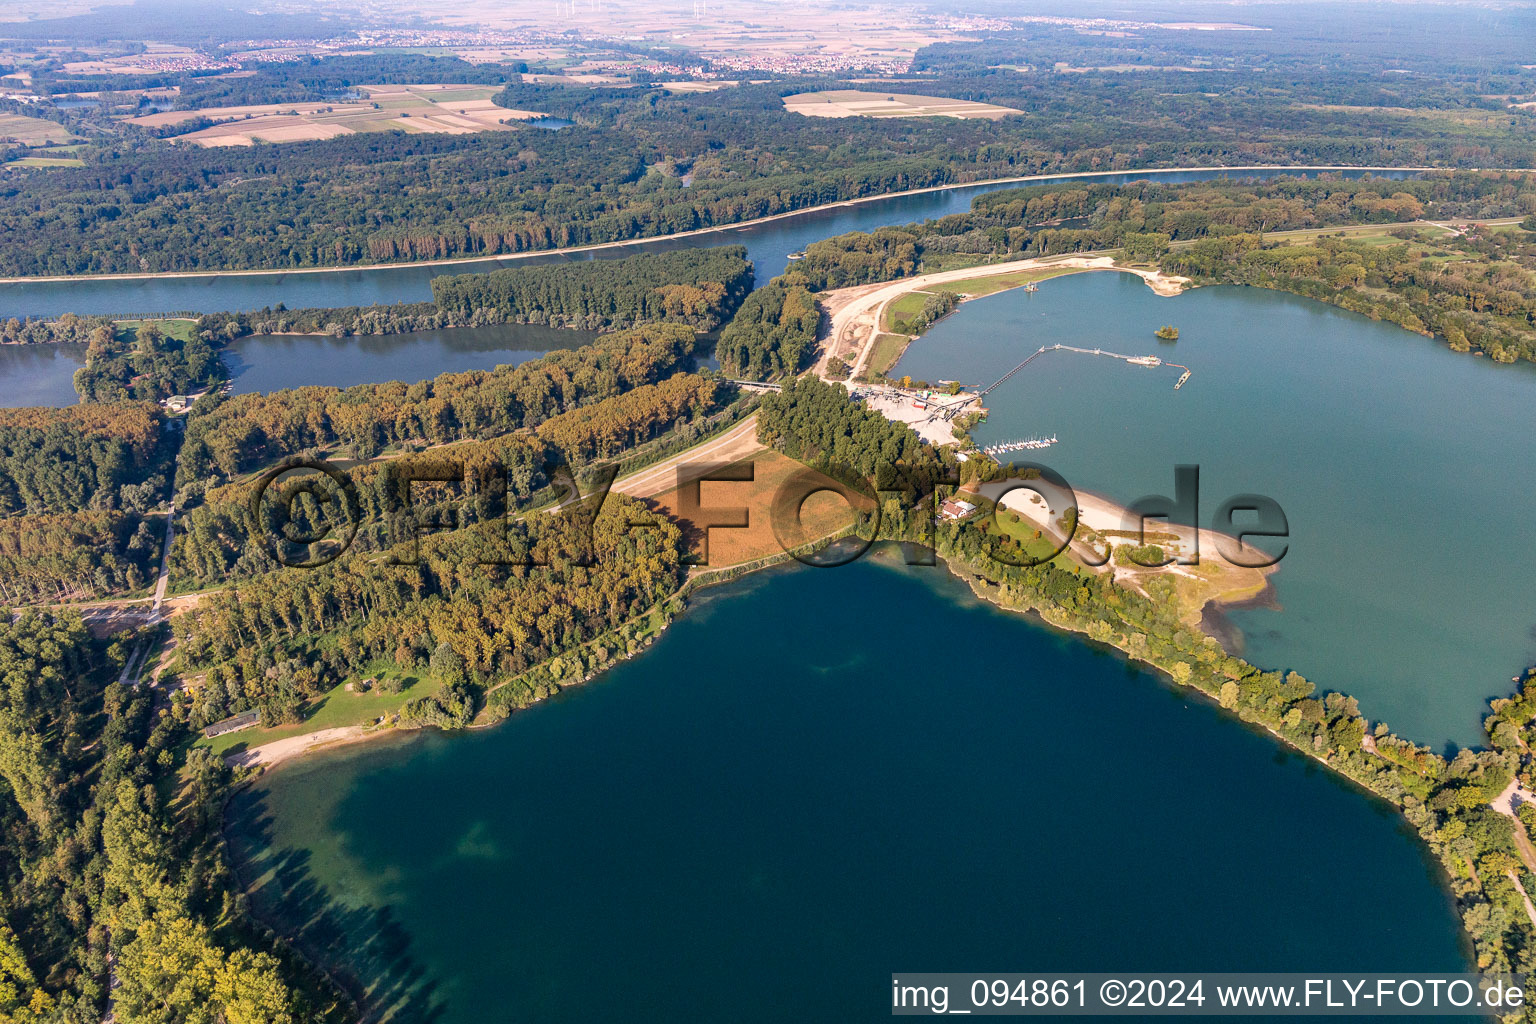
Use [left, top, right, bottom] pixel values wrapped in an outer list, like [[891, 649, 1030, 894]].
[[225, 559, 1468, 1024], [894, 271, 1536, 750], [0, 342, 85, 406]]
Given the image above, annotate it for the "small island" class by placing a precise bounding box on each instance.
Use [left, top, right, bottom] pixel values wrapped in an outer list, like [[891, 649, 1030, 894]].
[[1155, 325, 1180, 341]]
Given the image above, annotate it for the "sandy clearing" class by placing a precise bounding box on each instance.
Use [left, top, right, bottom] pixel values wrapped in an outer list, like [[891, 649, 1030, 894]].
[[785, 89, 1021, 120], [612, 416, 764, 499], [127, 102, 376, 128], [224, 726, 372, 769]]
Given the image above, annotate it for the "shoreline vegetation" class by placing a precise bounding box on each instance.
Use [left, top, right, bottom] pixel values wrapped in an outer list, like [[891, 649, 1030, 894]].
[[0, 165, 1433, 285], [6, 171, 1536, 1022], [216, 365, 1536, 991]]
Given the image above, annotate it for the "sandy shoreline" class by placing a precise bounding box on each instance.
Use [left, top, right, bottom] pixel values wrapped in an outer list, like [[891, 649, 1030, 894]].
[[818, 254, 1189, 385], [224, 726, 374, 769], [0, 164, 1432, 286]]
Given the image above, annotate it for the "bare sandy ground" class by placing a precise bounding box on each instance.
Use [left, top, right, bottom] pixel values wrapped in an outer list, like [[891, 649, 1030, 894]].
[[995, 486, 1258, 573], [611, 416, 764, 498], [224, 726, 371, 769]]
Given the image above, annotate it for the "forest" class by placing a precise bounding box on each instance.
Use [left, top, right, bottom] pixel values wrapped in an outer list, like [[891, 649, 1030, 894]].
[[0, 610, 342, 1023], [0, 510, 160, 603], [174, 323, 699, 489], [756, 376, 935, 480], [169, 371, 735, 590], [172, 492, 685, 732], [713, 279, 820, 380], [428, 246, 752, 331], [0, 403, 168, 515], [1, 68, 1532, 276]]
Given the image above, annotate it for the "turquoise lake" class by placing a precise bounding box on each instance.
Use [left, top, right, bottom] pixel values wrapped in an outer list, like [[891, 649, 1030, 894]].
[[893, 272, 1536, 751], [225, 560, 1468, 1024]]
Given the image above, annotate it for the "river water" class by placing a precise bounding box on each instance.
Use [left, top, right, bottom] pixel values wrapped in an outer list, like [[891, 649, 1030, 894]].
[[893, 271, 1536, 750], [0, 167, 1415, 320], [0, 167, 1418, 405], [225, 560, 1468, 1024]]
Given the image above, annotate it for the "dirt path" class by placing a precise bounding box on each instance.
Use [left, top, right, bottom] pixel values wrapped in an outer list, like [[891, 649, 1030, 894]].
[[0, 165, 1436, 285], [611, 416, 764, 498], [1490, 777, 1536, 875]]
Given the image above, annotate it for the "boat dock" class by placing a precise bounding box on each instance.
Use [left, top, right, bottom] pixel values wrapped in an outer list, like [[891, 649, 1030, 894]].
[[982, 435, 1058, 456]]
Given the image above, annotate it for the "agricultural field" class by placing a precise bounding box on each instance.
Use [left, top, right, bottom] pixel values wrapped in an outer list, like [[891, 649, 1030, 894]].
[[0, 111, 76, 145], [4, 156, 84, 168], [783, 89, 1021, 120], [124, 83, 549, 147]]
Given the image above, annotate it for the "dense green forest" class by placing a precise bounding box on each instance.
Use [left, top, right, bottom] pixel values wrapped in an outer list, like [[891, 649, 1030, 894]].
[[0, 510, 160, 603], [1, 68, 1532, 276], [756, 375, 1536, 978], [174, 492, 684, 731], [1162, 225, 1536, 364], [713, 280, 820, 379], [428, 246, 752, 331], [0, 404, 167, 515], [180, 247, 750, 342], [757, 376, 933, 479], [0, 610, 344, 1023], [174, 323, 698, 490], [169, 370, 733, 591], [793, 173, 1536, 288]]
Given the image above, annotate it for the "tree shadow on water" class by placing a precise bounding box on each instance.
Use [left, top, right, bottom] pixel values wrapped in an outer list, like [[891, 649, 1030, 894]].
[[227, 789, 448, 1024]]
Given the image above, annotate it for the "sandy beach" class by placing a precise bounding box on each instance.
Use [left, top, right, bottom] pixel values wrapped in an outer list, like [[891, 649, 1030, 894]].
[[818, 256, 1190, 382], [224, 726, 372, 769]]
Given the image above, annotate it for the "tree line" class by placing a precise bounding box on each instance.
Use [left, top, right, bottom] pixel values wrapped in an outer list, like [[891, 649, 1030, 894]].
[[0, 510, 160, 603], [169, 373, 736, 590], [3, 72, 1533, 277], [1162, 227, 1536, 363], [792, 173, 1536, 289], [428, 246, 752, 332], [173, 494, 685, 732], [174, 323, 699, 491], [713, 279, 820, 380]]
